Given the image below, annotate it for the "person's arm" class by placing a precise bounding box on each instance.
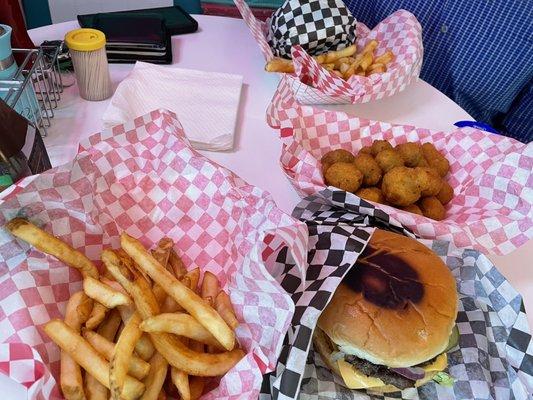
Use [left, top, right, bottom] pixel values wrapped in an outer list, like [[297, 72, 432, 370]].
[[494, 82, 533, 144]]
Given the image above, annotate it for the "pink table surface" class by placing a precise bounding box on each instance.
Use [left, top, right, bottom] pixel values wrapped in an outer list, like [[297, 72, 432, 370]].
[[28, 15, 533, 326]]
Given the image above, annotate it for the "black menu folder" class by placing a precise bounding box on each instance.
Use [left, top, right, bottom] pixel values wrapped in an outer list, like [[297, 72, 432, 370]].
[[77, 6, 198, 64], [77, 6, 198, 36]]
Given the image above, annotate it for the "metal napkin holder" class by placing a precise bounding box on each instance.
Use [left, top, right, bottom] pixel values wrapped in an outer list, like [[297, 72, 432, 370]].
[[0, 44, 63, 137]]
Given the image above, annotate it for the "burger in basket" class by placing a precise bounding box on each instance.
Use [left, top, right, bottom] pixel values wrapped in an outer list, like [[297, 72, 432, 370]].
[[314, 229, 459, 392]]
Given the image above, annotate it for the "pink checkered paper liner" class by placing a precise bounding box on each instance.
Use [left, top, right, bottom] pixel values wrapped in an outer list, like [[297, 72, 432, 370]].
[[266, 80, 533, 255], [234, 0, 422, 105], [0, 109, 309, 400]]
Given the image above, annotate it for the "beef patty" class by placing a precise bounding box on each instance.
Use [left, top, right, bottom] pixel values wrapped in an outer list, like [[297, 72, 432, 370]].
[[345, 355, 416, 389]]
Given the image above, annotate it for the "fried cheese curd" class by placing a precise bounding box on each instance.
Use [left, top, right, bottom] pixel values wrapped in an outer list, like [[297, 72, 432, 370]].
[[353, 153, 382, 186], [324, 162, 363, 192], [355, 187, 385, 204], [321, 149, 355, 173], [382, 166, 421, 206]]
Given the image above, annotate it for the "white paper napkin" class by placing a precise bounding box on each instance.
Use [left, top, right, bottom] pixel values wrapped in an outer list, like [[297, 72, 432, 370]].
[[102, 62, 243, 151]]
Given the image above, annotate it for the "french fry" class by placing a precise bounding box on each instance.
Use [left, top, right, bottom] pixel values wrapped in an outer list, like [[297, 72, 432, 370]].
[[110, 313, 144, 400], [157, 390, 166, 400], [168, 249, 187, 278], [265, 57, 294, 73], [140, 314, 223, 349], [152, 238, 173, 271], [332, 70, 343, 78], [102, 250, 136, 295], [140, 352, 168, 400], [85, 372, 108, 400], [44, 320, 145, 400], [84, 277, 131, 308], [161, 295, 182, 313], [117, 248, 150, 285], [343, 53, 364, 79], [103, 250, 156, 361], [362, 39, 379, 54], [360, 51, 374, 71], [201, 272, 219, 301], [315, 44, 356, 64], [215, 291, 239, 330], [189, 377, 205, 400], [171, 367, 190, 400], [152, 284, 168, 306], [136, 334, 156, 362], [117, 304, 156, 362], [120, 233, 235, 351], [339, 62, 350, 75], [366, 63, 386, 75], [6, 218, 98, 279], [85, 302, 108, 330], [333, 57, 351, 69], [61, 291, 92, 400], [96, 308, 121, 341], [75, 293, 94, 323], [373, 50, 394, 66], [322, 63, 335, 71], [83, 329, 150, 380], [105, 248, 244, 376], [101, 277, 129, 295], [184, 268, 200, 293]]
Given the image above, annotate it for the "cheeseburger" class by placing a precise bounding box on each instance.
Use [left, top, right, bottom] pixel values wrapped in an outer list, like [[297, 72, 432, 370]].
[[314, 229, 459, 392]]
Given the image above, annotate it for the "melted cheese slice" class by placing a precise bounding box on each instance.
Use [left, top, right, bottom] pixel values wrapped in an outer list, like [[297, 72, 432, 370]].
[[337, 353, 448, 389]]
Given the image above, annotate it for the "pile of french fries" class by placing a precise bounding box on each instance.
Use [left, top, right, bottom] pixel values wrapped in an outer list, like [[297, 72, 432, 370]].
[[7, 218, 244, 400], [265, 40, 394, 80]]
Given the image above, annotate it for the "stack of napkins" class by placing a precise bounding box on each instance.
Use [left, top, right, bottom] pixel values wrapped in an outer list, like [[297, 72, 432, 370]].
[[102, 62, 243, 151]]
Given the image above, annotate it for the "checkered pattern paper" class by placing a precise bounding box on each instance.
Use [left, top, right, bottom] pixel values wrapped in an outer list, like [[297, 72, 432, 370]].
[[234, 0, 422, 105], [266, 0, 357, 58], [260, 189, 533, 400], [0, 109, 309, 400], [266, 81, 533, 255]]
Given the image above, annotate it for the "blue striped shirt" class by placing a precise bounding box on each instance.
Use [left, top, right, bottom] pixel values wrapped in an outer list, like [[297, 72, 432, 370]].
[[344, 0, 532, 143]]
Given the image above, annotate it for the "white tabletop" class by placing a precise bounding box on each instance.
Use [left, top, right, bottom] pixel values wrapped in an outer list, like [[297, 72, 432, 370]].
[[29, 15, 532, 326]]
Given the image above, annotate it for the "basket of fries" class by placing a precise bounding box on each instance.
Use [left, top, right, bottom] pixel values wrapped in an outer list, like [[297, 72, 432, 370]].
[[0, 109, 308, 399], [234, 0, 423, 105]]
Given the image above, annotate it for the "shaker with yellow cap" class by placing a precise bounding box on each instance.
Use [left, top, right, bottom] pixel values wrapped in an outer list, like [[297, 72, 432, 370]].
[[65, 28, 112, 101]]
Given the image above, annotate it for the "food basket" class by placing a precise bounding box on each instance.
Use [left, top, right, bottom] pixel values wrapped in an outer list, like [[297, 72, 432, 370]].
[[0, 109, 308, 399], [234, 0, 423, 105], [260, 189, 533, 400], [266, 80, 532, 255]]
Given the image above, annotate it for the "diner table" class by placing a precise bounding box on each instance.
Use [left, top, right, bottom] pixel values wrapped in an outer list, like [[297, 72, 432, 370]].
[[27, 15, 533, 327]]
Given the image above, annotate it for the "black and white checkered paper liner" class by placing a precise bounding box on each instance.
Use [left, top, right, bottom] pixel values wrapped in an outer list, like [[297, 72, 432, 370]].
[[267, 0, 357, 58], [260, 188, 533, 400]]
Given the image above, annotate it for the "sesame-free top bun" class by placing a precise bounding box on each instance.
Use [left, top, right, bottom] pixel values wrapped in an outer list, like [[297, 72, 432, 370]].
[[317, 229, 458, 368]]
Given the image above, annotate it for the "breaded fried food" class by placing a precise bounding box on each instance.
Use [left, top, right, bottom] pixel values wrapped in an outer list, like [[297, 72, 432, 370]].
[[353, 153, 382, 186], [417, 157, 429, 167], [436, 181, 454, 205], [324, 162, 363, 192], [381, 166, 421, 206], [375, 149, 404, 173], [359, 146, 372, 155], [415, 167, 443, 197], [396, 143, 422, 167], [355, 187, 384, 204], [419, 196, 446, 220], [321, 149, 355, 173], [401, 204, 423, 216], [370, 140, 393, 156], [421, 143, 450, 177]]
